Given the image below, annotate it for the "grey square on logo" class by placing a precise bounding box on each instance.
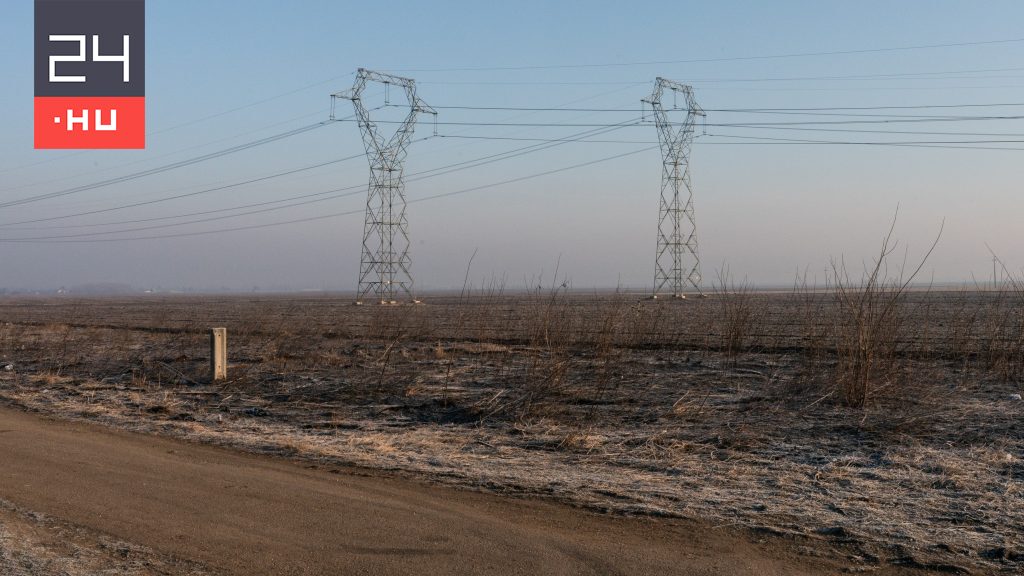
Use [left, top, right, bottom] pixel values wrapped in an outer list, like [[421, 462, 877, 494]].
[[35, 0, 145, 97]]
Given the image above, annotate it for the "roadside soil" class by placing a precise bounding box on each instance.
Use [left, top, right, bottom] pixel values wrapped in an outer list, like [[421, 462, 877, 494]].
[[1, 405, 865, 576]]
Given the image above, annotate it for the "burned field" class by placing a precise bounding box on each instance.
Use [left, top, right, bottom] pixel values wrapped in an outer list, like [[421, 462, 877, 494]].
[[0, 289, 1021, 574]]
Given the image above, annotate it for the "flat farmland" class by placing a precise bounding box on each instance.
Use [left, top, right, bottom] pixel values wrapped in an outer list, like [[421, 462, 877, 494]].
[[0, 289, 1022, 574]]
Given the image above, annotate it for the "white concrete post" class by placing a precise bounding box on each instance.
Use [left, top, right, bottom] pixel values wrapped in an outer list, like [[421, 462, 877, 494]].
[[210, 327, 227, 381]]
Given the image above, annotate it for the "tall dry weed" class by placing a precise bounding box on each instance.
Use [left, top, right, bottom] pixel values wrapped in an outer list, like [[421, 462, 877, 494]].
[[713, 268, 759, 356], [828, 216, 942, 407]]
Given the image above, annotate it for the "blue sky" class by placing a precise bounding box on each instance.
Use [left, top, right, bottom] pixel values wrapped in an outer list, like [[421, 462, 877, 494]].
[[2, 1, 1024, 291]]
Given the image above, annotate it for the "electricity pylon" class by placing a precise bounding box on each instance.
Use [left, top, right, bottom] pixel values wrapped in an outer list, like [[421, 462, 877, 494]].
[[643, 78, 705, 298], [331, 68, 435, 304]]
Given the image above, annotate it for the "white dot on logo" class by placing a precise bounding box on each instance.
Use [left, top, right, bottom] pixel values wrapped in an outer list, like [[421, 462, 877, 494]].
[[54, 116, 61, 124]]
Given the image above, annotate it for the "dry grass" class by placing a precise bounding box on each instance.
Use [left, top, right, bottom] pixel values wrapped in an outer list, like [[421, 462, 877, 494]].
[[0, 288, 1022, 574]]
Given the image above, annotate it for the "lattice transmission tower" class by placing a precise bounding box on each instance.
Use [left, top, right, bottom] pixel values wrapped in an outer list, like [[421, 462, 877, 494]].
[[643, 78, 705, 298], [331, 68, 436, 304]]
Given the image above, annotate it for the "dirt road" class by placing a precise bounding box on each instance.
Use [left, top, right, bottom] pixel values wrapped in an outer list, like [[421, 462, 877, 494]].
[[0, 406, 848, 575]]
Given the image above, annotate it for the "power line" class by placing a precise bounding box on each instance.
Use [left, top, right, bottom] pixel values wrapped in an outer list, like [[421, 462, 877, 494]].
[[0, 153, 368, 228], [421, 66, 1024, 86], [422, 81, 1024, 90], [707, 110, 1024, 119], [8, 129, 1024, 242], [0, 110, 335, 196], [401, 121, 639, 180], [707, 115, 1024, 126], [712, 102, 1024, 112], [28, 119, 1024, 245], [660, 68, 1024, 84], [9, 101, 1023, 210], [8, 105, 1011, 208], [417, 103, 1024, 121], [386, 36, 1024, 72], [437, 135, 653, 144], [0, 146, 656, 243], [3, 122, 641, 234], [701, 125, 1024, 138], [332, 119, 651, 128], [3, 186, 367, 233], [0, 73, 355, 177], [426, 102, 1024, 113], [702, 133, 1024, 151], [0, 121, 333, 210], [9, 111, 1024, 231], [145, 73, 354, 138], [702, 83, 1024, 93], [9, 112, 1023, 223], [0, 122, 633, 232], [435, 131, 1024, 151], [439, 128, 1024, 143], [0, 187, 365, 240], [9, 87, 1024, 240], [328, 115, 1024, 129], [408, 146, 655, 205], [7, 125, 1017, 244]]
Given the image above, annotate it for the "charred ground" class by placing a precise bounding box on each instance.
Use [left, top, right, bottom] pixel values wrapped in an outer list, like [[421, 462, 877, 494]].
[[0, 288, 1021, 574]]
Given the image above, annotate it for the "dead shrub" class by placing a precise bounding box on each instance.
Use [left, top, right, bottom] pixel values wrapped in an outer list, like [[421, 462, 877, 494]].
[[713, 268, 759, 356], [827, 216, 942, 408]]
